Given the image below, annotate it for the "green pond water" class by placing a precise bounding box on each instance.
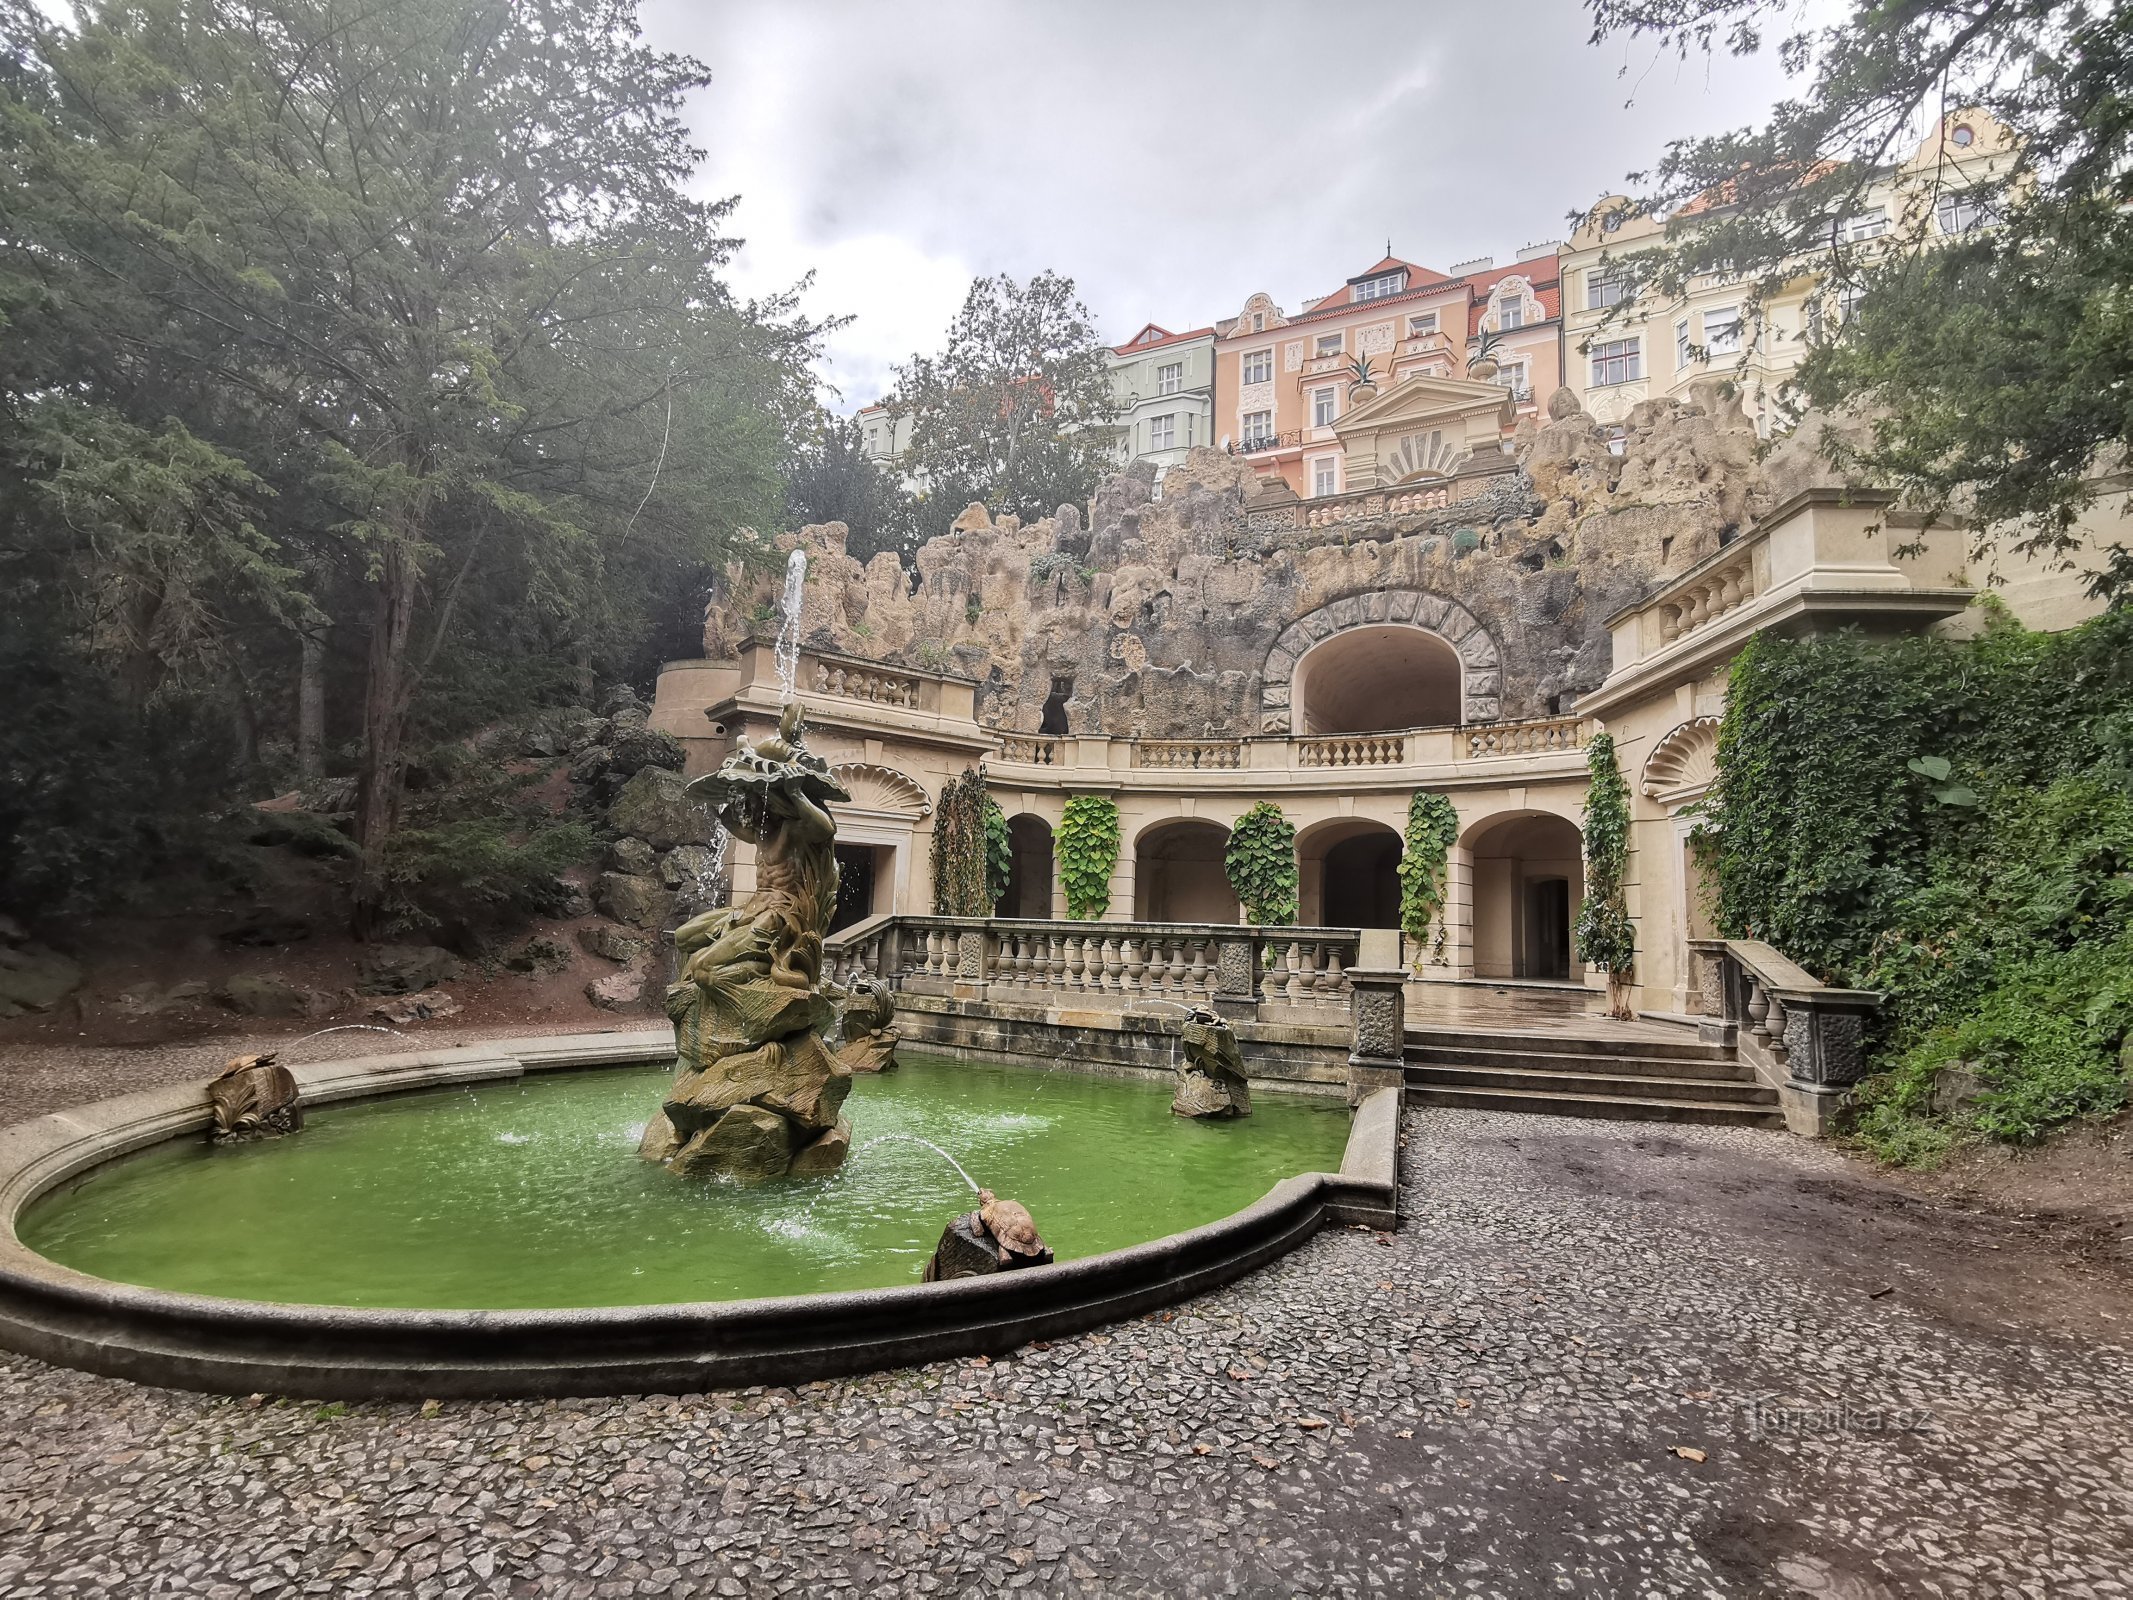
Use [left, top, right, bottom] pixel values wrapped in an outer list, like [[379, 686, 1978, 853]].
[[21, 1053, 1349, 1311]]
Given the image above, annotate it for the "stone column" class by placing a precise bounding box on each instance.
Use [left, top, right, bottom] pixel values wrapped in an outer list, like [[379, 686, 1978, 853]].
[[1346, 966, 1407, 1108]]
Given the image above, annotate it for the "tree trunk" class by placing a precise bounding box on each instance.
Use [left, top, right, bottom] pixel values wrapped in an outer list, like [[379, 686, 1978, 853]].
[[352, 543, 421, 937], [296, 625, 326, 786], [1606, 968, 1635, 1023]]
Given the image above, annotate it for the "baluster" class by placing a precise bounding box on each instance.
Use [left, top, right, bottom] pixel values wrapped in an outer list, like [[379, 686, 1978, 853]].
[[1323, 944, 1347, 1001], [1745, 979, 1771, 1046], [1284, 942, 1306, 1006], [1764, 992, 1790, 1064], [1122, 937, 1146, 999], [1100, 937, 1123, 993], [1165, 937, 1187, 997], [1064, 935, 1086, 992], [1187, 940, 1210, 999], [1042, 933, 1063, 989]]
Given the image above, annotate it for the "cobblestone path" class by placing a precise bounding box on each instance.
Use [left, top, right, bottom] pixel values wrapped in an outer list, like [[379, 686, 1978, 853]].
[[3, 1106, 2128, 1597]]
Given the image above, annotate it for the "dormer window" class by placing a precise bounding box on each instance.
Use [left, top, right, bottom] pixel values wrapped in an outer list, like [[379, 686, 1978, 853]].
[[1352, 271, 1406, 302]]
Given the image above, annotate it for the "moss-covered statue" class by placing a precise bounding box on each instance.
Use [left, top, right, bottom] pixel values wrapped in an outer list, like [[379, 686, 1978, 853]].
[[638, 703, 856, 1181]]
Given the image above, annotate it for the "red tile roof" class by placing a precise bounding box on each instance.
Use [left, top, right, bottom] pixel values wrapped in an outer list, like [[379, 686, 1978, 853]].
[[1110, 323, 1215, 356]]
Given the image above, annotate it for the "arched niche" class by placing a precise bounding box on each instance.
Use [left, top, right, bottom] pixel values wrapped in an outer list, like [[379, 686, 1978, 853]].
[[1260, 590, 1501, 733]]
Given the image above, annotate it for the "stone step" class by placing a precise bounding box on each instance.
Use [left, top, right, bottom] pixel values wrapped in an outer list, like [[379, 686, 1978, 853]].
[[1403, 1081, 1785, 1128], [1403, 1043, 1759, 1083], [1405, 1061, 1776, 1106], [1403, 1027, 1728, 1064]]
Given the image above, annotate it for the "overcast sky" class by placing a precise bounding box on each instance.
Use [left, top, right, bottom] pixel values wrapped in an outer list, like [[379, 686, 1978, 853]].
[[642, 0, 1818, 412]]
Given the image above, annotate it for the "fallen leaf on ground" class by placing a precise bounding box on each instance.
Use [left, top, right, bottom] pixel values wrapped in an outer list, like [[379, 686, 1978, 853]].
[[969, 1355, 991, 1367], [1192, 1444, 1212, 1456], [1227, 1367, 1251, 1382], [1295, 1417, 1329, 1430], [1454, 1398, 1473, 1411], [1672, 1446, 1707, 1463], [1016, 1490, 1046, 1506], [1395, 1429, 1414, 1439], [1252, 1454, 1281, 1469], [1550, 1473, 1567, 1482]]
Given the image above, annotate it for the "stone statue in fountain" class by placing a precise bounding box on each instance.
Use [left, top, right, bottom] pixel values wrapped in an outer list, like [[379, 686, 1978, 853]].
[[638, 702, 857, 1182], [833, 977, 900, 1074], [1171, 1005, 1252, 1119]]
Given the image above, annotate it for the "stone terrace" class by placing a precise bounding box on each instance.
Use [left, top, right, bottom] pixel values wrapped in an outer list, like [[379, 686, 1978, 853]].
[[3, 1100, 2128, 1597]]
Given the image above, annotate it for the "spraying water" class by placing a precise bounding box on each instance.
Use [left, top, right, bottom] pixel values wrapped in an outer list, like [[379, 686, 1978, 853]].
[[773, 547, 808, 702], [854, 1133, 983, 1196], [290, 1024, 409, 1045]]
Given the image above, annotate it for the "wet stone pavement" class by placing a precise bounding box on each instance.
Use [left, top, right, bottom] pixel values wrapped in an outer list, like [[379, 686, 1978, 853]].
[[2, 1105, 2129, 1597]]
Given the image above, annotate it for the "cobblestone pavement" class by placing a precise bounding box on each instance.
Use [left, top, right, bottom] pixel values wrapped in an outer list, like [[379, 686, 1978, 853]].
[[3, 1105, 2130, 1598]]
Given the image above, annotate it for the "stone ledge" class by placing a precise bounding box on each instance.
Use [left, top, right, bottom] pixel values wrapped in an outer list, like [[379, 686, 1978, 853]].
[[0, 1029, 1386, 1400]]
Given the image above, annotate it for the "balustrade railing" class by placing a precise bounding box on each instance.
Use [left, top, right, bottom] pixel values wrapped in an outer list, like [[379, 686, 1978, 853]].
[[1656, 549, 1756, 645], [1299, 733, 1405, 767], [1134, 738, 1244, 770], [995, 734, 1058, 765], [1688, 938, 1880, 1128], [822, 915, 1362, 1018], [809, 659, 920, 709], [1460, 716, 1588, 758]]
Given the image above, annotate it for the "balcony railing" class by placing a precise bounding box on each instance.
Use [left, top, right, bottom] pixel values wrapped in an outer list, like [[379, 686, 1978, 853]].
[[1228, 430, 1304, 456], [987, 717, 1591, 775]]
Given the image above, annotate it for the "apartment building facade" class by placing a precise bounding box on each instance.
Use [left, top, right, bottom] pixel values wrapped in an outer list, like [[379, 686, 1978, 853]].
[[1560, 111, 2018, 433], [1210, 248, 1564, 500], [1107, 323, 1216, 476]]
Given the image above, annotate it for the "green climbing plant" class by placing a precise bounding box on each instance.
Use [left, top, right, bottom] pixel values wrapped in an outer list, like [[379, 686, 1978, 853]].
[[1223, 802, 1298, 926], [983, 798, 1012, 911], [1573, 732, 1637, 1020], [1058, 795, 1120, 921], [1397, 791, 1460, 964], [930, 768, 994, 916]]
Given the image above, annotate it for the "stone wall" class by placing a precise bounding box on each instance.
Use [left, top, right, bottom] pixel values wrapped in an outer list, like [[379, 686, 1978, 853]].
[[707, 384, 1784, 739]]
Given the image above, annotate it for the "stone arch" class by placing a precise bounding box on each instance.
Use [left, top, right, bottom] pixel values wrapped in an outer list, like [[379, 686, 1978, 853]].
[[829, 762, 932, 820], [1259, 590, 1502, 733], [1640, 717, 1721, 809]]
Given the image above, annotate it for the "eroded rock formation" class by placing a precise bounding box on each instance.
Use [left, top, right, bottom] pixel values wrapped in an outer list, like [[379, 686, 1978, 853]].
[[706, 385, 1790, 737], [639, 704, 853, 1183]]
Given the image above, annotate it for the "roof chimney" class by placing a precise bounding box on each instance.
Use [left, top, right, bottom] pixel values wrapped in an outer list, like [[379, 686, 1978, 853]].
[[1517, 241, 1561, 261], [1448, 255, 1494, 276]]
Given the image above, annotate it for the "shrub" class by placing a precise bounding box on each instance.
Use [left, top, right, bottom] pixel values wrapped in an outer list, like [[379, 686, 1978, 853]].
[[1223, 802, 1297, 925], [1058, 796, 1119, 920]]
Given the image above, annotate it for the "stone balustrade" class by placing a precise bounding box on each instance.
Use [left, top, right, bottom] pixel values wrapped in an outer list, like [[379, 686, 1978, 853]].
[[995, 734, 1058, 765], [1656, 549, 1756, 645], [1302, 487, 1451, 529], [1688, 938, 1880, 1136], [1133, 739, 1244, 770], [824, 915, 1363, 1020], [1299, 733, 1406, 767], [1459, 716, 1588, 759], [808, 658, 922, 709]]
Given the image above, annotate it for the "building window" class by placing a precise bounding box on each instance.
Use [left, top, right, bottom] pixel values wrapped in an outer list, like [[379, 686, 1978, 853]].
[[1675, 318, 1691, 368], [1241, 409, 1273, 446], [1494, 359, 1530, 398], [1497, 295, 1524, 330], [1937, 189, 1994, 234], [1589, 337, 1642, 386], [1312, 387, 1337, 427], [1951, 122, 1975, 147], [1241, 348, 1273, 385], [1251, 312, 1265, 332], [1314, 332, 1342, 357], [1407, 312, 1437, 336], [1587, 269, 1624, 310], [1353, 271, 1404, 301], [1312, 458, 1340, 497], [1702, 306, 1742, 355], [1840, 207, 1888, 242], [1156, 361, 1182, 395], [1838, 285, 1866, 323]]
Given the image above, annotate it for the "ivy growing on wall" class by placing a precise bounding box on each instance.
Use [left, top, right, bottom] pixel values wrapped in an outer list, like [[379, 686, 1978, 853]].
[[1224, 802, 1298, 926], [983, 797, 1012, 911], [1573, 732, 1636, 1019], [1396, 792, 1459, 961], [1707, 609, 2133, 1162], [930, 768, 994, 916], [1058, 795, 1120, 920]]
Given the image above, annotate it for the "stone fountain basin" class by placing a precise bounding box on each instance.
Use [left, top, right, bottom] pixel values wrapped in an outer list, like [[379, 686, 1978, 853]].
[[0, 1032, 1398, 1399]]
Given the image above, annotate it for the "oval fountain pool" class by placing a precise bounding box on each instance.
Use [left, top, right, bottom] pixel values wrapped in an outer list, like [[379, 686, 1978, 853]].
[[20, 1053, 1350, 1311]]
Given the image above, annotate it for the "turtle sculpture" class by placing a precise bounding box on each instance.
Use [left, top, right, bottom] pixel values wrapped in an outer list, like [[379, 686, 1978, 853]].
[[638, 701, 856, 1182], [1171, 1006, 1252, 1118], [921, 1188, 1054, 1280], [207, 1052, 303, 1141]]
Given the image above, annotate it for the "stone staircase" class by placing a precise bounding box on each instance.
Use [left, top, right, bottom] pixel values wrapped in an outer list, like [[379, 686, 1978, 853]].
[[1403, 1025, 1783, 1127]]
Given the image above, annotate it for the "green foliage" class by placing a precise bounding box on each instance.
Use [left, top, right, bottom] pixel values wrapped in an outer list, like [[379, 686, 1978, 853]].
[[785, 416, 917, 564], [984, 798, 1013, 912], [1708, 611, 2133, 1160], [1397, 792, 1460, 954], [1058, 796, 1120, 921], [1574, 733, 1637, 981], [1584, 0, 2133, 598], [930, 769, 994, 916], [0, 0, 822, 923], [380, 817, 594, 941], [1224, 802, 1298, 926], [889, 271, 1120, 542]]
